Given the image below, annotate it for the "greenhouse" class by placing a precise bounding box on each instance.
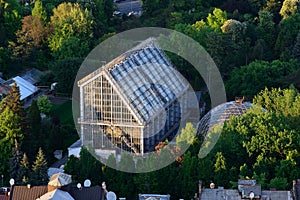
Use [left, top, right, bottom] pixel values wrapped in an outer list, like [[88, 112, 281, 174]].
[[197, 99, 252, 136], [78, 38, 190, 155]]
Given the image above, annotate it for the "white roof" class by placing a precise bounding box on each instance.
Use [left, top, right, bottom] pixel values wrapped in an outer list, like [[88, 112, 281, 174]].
[[48, 168, 64, 178], [11, 76, 38, 100], [37, 189, 74, 200]]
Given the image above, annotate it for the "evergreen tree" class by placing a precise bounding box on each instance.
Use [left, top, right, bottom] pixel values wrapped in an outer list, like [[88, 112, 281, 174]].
[[2, 82, 25, 126], [293, 30, 300, 62], [0, 106, 23, 175], [31, 148, 48, 185], [17, 153, 30, 185], [24, 100, 42, 161], [9, 140, 23, 183]]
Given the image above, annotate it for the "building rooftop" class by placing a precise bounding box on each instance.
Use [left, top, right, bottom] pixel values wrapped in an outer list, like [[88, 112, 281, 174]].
[[20, 68, 43, 85], [78, 37, 188, 124], [7, 76, 39, 101], [9, 185, 48, 200]]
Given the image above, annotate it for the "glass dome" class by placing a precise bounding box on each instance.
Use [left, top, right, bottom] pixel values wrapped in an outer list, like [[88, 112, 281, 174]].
[[197, 101, 252, 136]]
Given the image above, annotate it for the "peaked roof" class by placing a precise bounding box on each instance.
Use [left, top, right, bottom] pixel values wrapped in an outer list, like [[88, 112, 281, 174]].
[[78, 38, 189, 124], [11, 76, 38, 101], [0, 195, 9, 200], [9, 185, 48, 200], [20, 68, 43, 85], [48, 173, 72, 187], [37, 189, 74, 200]]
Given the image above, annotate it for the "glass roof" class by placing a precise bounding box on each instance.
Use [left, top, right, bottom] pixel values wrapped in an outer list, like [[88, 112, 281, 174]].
[[107, 46, 188, 123], [197, 101, 252, 136]]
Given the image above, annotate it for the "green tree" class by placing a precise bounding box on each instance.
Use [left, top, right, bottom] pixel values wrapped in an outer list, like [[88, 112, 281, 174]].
[[17, 153, 30, 185], [257, 10, 275, 58], [31, 148, 48, 185], [176, 122, 197, 151], [268, 177, 288, 190], [48, 2, 94, 59], [214, 152, 226, 172], [37, 95, 52, 115], [23, 100, 42, 161], [9, 141, 23, 183], [103, 154, 119, 192], [226, 60, 298, 99], [179, 152, 198, 199], [207, 8, 227, 31], [75, 147, 103, 184], [32, 0, 47, 22], [280, 0, 300, 19], [293, 30, 300, 62], [2, 82, 24, 123], [0, 0, 21, 45], [275, 14, 300, 60], [0, 106, 23, 175], [50, 57, 83, 95]]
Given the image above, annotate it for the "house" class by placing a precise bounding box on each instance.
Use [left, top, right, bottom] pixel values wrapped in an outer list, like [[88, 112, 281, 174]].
[[77, 38, 192, 156], [19, 68, 43, 85], [8, 173, 105, 200], [4, 76, 39, 102], [68, 139, 82, 158]]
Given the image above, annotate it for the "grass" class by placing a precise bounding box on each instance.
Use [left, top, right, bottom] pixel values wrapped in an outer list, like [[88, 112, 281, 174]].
[[50, 100, 74, 125], [50, 100, 79, 151]]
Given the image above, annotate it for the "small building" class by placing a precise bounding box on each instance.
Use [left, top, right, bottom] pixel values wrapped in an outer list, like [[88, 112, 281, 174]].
[[5, 76, 39, 102], [68, 139, 82, 158], [19, 68, 43, 85]]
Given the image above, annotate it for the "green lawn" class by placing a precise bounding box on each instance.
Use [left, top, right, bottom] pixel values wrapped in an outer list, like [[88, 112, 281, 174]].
[[50, 100, 74, 125], [50, 100, 79, 150]]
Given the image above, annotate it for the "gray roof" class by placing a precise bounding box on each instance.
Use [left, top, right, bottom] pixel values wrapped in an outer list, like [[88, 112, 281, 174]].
[[20, 68, 43, 85], [78, 38, 189, 124]]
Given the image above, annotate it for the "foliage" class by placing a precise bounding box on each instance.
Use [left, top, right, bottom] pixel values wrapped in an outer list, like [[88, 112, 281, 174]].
[[49, 57, 83, 95], [268, 177, 288, 190], [32, 0, 47, 22], [226, 60, 298, 99], [176, 122, 197, 150], [275, 14, 300, 60], [207, 8, 227, 31], [1, 82, 25, 123], [65, 147, 103, 184], [17, 153, 30, 185], [48, 2, 93, 59], [280, 0, 300, 19], [37, 95, 52, 115], [31, 148, 48, 185]]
